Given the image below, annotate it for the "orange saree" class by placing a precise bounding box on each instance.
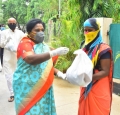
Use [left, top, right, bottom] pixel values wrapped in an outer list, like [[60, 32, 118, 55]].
[[78, 44, 113, 115]]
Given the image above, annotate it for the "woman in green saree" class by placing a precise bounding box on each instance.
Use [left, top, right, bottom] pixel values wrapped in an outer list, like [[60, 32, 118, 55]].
[[13, 19, 69, 115]]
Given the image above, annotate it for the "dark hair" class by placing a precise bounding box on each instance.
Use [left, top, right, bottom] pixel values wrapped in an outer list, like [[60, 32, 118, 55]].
[[26, 19, 45, 33], [88, 18, 99, 30]]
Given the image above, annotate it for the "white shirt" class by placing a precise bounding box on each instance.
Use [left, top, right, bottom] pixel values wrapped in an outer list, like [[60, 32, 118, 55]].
[[0, 29, 25, 51], [0, 29, 25, 74]]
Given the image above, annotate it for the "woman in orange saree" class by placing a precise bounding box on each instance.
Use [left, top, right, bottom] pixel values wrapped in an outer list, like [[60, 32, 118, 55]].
[[78, 18, 113, 115], [13, 19, 69, 115]]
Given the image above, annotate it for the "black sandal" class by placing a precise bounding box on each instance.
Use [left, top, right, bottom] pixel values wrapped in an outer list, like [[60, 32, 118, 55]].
[[8, 96, 14, 102]]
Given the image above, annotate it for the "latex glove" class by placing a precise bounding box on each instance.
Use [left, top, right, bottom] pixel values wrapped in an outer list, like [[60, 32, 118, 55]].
[[7, 45, 16, 52], [0, 36, 11, 48], [6, 41, 16, 52], [49, 47, 69, 57], [5, 37, 17, 52], [56, 71, 67, 80]]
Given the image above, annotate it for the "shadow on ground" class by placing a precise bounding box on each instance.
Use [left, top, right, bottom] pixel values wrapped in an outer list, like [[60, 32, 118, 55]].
[[113, 82, 120, 96]]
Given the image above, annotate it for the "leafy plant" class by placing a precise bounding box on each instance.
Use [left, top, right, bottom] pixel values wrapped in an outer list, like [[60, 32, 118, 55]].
[[50, 0, 82, 72], [1, 0, 120, 72]]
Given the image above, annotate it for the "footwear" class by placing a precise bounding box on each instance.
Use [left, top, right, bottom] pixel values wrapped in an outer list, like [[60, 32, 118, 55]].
[[8, 96, 14, 102]]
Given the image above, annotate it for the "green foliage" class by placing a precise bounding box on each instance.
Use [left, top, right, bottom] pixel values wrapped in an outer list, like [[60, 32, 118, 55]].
[[37, 0, 58, 23], [2, 0, 27, 23], [0, 0, 3, 23], [111, 0, 120, 22], [1, 0, 120, 71], [50, 0, 82, 72], [78, 0, 120, 26], [51, 35, 80, 72], [2, 0, 28, 30], [0, 9, 3, 23]]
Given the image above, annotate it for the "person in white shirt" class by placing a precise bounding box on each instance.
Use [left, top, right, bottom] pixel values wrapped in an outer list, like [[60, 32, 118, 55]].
[[0, 17, 25, 102]]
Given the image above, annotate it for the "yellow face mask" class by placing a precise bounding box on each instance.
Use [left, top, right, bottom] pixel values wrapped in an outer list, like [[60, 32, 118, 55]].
[[84, 30, 100, 45]]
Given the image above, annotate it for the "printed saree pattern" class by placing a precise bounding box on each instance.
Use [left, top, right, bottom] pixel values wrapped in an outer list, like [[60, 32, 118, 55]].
[[13, 41, 57, 115]]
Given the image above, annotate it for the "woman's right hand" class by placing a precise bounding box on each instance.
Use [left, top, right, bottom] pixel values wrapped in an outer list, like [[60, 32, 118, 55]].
[[49, 47, 69, 57], [56, 71, 67, 80]]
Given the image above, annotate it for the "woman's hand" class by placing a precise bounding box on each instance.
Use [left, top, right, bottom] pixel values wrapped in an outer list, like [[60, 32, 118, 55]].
[[49, 47, 69, 57], [56, 71, 67, 79], [54, 68, 67, 79]]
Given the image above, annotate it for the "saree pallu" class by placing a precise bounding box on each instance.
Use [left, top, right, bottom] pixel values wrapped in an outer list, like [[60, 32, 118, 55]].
[[78, 44, 113, 115], [13, 43, 57, 115]]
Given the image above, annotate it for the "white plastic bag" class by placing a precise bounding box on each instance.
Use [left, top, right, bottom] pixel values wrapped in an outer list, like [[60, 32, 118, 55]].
[[66, 49, 93, 87]]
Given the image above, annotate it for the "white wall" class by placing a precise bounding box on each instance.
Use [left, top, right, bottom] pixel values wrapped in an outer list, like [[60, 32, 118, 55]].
[[96, 17, 112, 44]]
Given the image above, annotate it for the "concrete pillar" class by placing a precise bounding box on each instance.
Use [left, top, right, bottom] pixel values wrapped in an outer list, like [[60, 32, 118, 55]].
[[96, 17, 113, 45]]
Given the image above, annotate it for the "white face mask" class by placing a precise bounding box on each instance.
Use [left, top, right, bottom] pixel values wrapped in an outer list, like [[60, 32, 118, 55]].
[[34, 31, 45, 43]]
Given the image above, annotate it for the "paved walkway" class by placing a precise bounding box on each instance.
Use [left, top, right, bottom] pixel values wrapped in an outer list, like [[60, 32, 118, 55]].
[[0, 72, 120, 115]]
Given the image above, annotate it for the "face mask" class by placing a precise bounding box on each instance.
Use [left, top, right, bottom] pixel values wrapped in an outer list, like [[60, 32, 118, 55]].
[[34, 31, 45, 43], [8, 23, 16, 31], [84, 30, 99, 45]]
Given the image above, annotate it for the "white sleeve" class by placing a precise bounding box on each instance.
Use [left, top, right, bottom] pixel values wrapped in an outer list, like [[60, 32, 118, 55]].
[[0, 31, 9, 48]]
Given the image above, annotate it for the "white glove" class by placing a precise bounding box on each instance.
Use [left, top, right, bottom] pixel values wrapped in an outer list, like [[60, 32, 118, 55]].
[[0, 36, 11, 48], [5, 42, 16, 52], [49, 47, 69, 57], [7, 45, 16, 52], [56, 71, 67, 80], [5, 37, 17, 52]]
